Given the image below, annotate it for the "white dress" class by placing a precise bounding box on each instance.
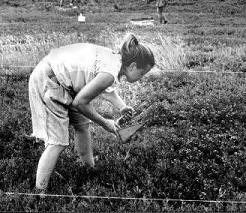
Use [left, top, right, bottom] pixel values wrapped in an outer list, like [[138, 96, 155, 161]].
[[28, 43, 121, 146]]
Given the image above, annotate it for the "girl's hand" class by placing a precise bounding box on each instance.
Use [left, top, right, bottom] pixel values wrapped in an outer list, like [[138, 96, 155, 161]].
[[120, 105, 135, 116], [103, 119, 120, 135], [117, 106, 135, 126]]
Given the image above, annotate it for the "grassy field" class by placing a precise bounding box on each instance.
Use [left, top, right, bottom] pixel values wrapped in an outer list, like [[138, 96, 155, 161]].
[[1, 0, 246, 211]]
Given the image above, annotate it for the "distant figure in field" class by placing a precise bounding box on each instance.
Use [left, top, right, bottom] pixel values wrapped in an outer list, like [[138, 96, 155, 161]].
[[156, 0, 168, 24]]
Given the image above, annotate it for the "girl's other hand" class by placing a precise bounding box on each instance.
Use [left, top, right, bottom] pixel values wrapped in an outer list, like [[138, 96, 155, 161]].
[[103, 119, 120, 135], [120, 105, 135, 116], [117, 106, 135, 126]]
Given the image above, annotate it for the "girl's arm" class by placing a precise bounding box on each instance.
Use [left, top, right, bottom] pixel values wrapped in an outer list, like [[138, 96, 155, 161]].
[[101, 90, 134, 121], [71, 72, 119, 134], [100, 90, 127, 111]]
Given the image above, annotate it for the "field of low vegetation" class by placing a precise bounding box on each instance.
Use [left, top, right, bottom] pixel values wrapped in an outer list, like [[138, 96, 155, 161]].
[[1, 0, 246, 211]]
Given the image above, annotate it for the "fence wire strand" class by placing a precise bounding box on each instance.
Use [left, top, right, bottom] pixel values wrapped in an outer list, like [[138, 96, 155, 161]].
[[2, 191, 246, 204], [0, 65, 246, 77]]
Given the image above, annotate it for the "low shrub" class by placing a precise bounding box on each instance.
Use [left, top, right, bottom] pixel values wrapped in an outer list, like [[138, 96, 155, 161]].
[[1, 72, 246, 211]]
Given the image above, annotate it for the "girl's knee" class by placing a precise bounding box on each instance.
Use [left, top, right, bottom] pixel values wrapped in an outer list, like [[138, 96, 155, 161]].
[[45, 144, 66, 154]]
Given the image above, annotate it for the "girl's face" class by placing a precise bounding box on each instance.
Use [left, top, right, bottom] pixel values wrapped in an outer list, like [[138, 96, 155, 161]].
[[124, 62, 152, 83]]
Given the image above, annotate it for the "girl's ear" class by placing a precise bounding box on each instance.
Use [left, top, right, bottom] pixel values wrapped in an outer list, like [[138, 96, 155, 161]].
[[129, 62, 136, 72]]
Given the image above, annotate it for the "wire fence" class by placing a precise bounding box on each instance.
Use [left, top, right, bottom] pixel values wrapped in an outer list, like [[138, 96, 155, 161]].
[[1, 65, 246, 77], [2, 191, 246, 205]]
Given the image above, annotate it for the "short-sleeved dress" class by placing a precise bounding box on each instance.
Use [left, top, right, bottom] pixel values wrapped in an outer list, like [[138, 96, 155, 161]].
[[28, 43, 121, 146]]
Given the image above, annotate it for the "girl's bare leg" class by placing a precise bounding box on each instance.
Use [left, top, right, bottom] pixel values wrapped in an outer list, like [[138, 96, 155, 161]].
[[74, 124, 95, 167], [36, 144, 66, 190]]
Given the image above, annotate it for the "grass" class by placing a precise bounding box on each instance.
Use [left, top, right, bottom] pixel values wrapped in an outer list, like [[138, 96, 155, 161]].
[[1, 0, 246, 211]]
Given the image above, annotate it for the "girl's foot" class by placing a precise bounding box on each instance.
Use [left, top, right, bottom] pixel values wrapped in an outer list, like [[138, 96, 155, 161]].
[[76, 155, 99, 168]]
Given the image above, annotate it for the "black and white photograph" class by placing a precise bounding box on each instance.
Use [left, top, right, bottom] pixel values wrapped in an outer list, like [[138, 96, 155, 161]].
[[0, 0, 246, 212]]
